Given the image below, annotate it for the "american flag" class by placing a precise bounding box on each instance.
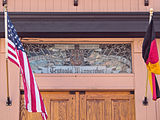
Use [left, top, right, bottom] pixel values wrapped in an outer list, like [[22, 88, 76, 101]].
[[7, 13, 48, 120]]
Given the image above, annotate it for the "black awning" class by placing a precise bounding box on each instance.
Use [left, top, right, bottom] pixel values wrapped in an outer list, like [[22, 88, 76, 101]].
[[0, 12, 160, 38]]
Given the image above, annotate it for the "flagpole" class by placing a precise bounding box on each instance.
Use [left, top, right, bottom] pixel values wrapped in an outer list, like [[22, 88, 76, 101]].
[[149, 8, 153, 23], [3, 0, 12, 106], [143, 8, 154, 106]]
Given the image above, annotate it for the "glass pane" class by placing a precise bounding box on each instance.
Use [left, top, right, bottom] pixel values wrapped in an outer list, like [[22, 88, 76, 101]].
[[23, 43, 132, 74]]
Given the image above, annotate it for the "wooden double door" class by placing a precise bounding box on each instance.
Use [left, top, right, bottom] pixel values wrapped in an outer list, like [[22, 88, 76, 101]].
[[20, 91, 135, 120]]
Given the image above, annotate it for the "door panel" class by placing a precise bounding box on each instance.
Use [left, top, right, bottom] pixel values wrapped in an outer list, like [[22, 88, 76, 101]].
[[86, 99, 105, 120], [80, 92, 135, 120], [112, 100, 130, 120], [80, 95, 111, 120], [50, 100, 68, 120], [20, 92, 76, 120], [20, 92, 134, 120]]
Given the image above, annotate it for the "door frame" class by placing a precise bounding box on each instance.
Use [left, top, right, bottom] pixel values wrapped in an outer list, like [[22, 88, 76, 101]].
[[20, 38, 134, 91]]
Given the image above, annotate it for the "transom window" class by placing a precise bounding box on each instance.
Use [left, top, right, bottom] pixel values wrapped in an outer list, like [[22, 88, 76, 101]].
[[23, 43, 132, 74]]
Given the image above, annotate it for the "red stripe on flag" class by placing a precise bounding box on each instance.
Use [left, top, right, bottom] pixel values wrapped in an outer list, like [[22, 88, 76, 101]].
[[39, 91, 47, 119], [8, 43, 15, 50], [8, 50, 17, 60], [18, 51, 29, 110], [8, 57, 19, 67], [146, 39, 159, 64], [152, 73, 157, 100], [27, 57, 37, 112]]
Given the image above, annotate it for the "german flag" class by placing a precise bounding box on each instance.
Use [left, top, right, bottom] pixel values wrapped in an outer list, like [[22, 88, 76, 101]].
[[142, 17, 160, 100]]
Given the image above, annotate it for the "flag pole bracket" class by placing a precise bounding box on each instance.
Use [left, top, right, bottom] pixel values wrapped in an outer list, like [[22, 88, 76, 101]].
[[6, 97, 12, 106], [143, 97, 148, 106], [3, 0, 7, 6], [74, 0, 78, 6], [144, 0, 149, 6]]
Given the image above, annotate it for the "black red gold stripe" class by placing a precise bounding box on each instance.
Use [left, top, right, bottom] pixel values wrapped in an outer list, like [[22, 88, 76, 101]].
[[142, 17, 160, 100]]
